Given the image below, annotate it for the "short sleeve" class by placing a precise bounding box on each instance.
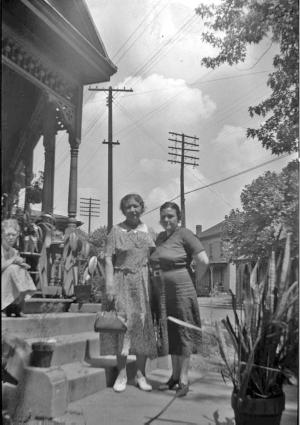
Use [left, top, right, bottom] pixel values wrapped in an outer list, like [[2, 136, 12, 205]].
[[181, 228, 204, 256], [147, 226, 156, 247], [105, 227, 116, 256]]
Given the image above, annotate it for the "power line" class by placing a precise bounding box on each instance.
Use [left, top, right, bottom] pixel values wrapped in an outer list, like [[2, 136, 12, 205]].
[[235, 42, 273, 71], [113, 99, 167, 154], [143, 153, 291, 216], [190, 70, 272, 87], [113, 0, 167, 63], [115, 70, 271, 98], [130, 15, 198, 81], [187, 167, 234, 209]]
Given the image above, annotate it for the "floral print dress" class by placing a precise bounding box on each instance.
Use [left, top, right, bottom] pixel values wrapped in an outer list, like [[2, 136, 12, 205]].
[[101, 222, 157, 359]]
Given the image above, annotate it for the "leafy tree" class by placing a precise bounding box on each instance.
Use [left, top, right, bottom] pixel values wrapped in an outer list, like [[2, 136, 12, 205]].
[[88, 226, 107, 255], [222, 160, 298, 260], [196, 0, 299, 155]]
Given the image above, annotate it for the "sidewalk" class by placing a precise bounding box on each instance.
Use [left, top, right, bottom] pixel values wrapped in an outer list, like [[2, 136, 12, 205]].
[[55, 369, 298, 425]]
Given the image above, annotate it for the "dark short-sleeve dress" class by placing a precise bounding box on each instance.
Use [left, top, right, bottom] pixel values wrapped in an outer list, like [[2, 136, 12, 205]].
[[150, 227, 204, 356]]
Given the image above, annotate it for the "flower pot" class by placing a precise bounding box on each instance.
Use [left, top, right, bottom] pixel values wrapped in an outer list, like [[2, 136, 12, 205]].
[[30, 341, 55, 368], [231, 392, 285, 425], [74, 284, 92, 303]]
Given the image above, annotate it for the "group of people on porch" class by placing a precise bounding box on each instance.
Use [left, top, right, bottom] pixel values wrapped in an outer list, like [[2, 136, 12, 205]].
[[1, 193, 209, 397]]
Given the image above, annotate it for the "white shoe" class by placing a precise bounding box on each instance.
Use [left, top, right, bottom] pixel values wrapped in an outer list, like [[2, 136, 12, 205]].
[[135, 376, 152, 392], [113, 375, 127, 392]]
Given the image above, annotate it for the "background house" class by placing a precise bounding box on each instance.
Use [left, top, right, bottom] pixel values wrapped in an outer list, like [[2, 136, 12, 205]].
[[195, 222, 236, 296]]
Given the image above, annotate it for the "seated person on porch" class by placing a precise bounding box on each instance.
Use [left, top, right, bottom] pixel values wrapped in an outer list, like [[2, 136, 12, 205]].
[[1, 219, 36, 317]]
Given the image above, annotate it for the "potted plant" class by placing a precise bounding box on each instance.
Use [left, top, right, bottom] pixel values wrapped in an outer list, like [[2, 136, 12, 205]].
[[74, 254, 98, 303], [25, 171, 44, 205], [30, 303, 58, 368], [62, 230, 98, 303], [214, 233, 298, 425]]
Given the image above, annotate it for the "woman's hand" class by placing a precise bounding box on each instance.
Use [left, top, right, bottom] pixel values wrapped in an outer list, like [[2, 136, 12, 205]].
[[13, 256, 26, 265], [193, 250, 209, 280], [105, 255, 115, 303]]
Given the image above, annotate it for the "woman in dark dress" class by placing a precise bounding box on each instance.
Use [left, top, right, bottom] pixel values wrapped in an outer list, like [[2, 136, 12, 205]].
[[150, 202, 209, 396]]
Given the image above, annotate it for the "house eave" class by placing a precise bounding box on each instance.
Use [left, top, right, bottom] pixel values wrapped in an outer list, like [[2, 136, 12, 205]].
[[20, 0, 117, 84]]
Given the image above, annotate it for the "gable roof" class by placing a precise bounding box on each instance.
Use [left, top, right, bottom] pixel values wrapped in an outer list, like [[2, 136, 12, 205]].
[[15, 0, 117, 83], [44, 0, 109, 58], [198, 221, 225, 239]]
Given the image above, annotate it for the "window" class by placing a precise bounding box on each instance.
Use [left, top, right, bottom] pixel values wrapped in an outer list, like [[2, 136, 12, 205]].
[[209, 243, 213, 260]]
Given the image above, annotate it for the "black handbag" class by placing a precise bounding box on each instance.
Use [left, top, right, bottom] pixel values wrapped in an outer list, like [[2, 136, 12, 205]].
[[94, 311, 127, 333]]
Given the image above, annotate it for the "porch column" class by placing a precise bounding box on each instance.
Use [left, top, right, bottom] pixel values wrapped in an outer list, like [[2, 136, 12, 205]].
[[67, 87, 83, 220], [24, 151, 34, 211], [210, 265, 214, 294], [67, 136, 79, 219], [42, 103, 57, 214]]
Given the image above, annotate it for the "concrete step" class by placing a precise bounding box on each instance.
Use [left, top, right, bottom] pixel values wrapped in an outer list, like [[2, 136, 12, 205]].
[[13, 361, 108, 421], [2, 312, 97, 339], [23, 298, 73, 314], [63, 361, 107, 402], [69, 303, 102, 313], [27, 331, 100, 366]]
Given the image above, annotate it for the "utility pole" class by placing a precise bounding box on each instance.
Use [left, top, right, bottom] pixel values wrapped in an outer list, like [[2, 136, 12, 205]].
[[88, 86, 133, 232], [79, 197, 100, 235], [168, 132, 199, 227]]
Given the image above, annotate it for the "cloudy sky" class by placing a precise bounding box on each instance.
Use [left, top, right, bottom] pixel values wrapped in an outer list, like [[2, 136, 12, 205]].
[[34, 0, 296, 233]]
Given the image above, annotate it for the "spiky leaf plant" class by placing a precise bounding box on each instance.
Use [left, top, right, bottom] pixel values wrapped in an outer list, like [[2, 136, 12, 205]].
[[216, 233, 298, 399]]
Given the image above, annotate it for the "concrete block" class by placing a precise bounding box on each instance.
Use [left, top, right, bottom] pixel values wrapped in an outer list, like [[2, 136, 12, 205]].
[[13, 366, 68, 421], [2, 313, 97, 339], [62, 362, 107, 402]]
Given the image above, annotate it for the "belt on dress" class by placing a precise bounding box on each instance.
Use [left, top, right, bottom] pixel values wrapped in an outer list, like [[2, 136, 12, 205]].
[[151, 263, 187, 276]]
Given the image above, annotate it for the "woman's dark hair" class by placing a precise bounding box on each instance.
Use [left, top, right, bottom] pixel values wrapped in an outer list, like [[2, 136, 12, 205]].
[[120, 194, 145, 215], [160, 202, 181, 220]]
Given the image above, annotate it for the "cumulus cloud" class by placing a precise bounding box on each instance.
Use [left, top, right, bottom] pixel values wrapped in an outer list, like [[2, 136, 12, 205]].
[[209, 124, 273, 173], [31, 0, 287, 235]]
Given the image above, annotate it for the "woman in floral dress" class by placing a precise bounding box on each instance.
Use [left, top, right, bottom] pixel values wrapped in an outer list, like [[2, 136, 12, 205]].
[[104, 194, 157, 392]]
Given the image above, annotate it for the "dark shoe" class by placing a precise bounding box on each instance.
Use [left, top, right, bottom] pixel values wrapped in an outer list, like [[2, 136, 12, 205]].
[[158, 376, 179, 391], [176, 382, 189, 397], [4, 307, 12, 317], [4, 304, 14, 317], [13, 304, 23, 317]]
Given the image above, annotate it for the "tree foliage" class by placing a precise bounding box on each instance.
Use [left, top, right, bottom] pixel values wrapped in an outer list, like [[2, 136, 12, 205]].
[[88, 227, 107, 251], [222, 160, 298, 259], [196, 0, 299, 155]]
